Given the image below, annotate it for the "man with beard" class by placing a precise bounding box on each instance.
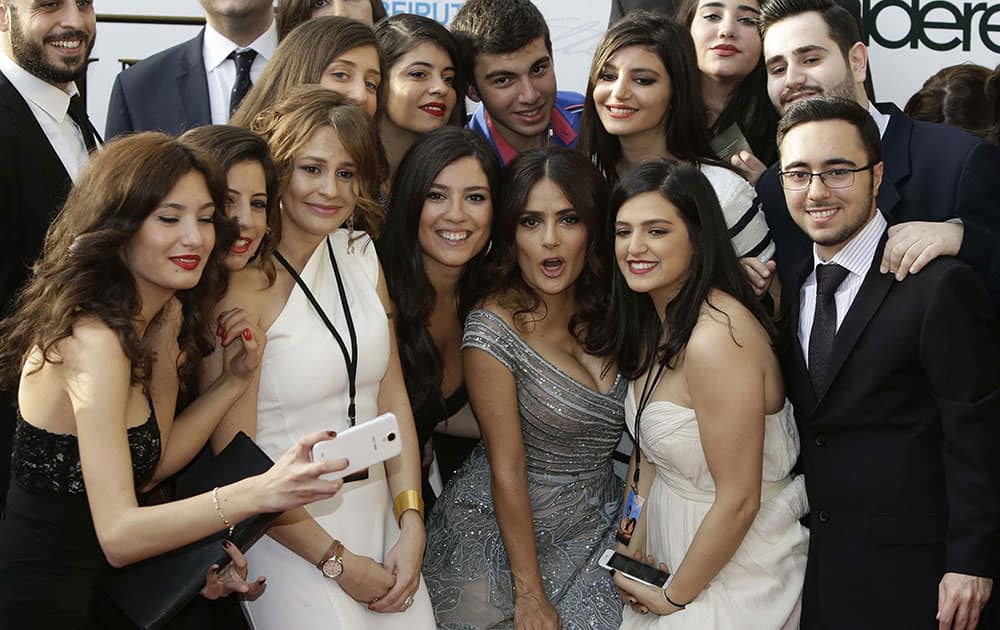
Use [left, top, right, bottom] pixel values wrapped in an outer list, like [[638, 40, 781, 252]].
[[0, 0, 98, 512], [776, 96, 1000, 630], [752, 0, 1000, 310], [106, 0, 276, 138]]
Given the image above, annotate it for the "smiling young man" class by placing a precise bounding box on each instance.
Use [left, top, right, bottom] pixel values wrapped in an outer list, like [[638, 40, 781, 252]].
[[450, 0, 584, 166], [776, 96, 1000, 630], [753, 0, 1000, 309], [0, 0, 100, 513]]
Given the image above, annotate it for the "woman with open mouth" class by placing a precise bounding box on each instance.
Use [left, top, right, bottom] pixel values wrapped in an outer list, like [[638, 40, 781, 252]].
[[375, 14, 466, 188], [422, 146, 626, 630]]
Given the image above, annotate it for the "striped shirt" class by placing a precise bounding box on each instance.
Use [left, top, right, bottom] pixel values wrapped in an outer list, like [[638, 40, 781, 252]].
[[798, 211, 888, 366]]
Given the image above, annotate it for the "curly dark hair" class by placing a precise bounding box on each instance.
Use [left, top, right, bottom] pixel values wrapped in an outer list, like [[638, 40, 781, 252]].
[[378, 126, 501, 444], [0, 132, 237, 392], [375, 13, 467, 126], [485, 146, 612, 344]]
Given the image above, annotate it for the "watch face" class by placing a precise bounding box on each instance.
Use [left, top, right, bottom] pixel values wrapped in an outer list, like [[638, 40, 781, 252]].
[[322, 557, 343, 579]]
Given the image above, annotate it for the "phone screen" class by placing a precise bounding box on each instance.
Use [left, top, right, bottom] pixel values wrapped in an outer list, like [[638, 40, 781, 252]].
[[606, 552, 670, 587]]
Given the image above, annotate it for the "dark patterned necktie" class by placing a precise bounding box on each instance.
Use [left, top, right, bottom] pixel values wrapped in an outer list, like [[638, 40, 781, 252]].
[[228, 49, 258, 118], [808, 263, 850, 394], [67, 94, 98, 152]]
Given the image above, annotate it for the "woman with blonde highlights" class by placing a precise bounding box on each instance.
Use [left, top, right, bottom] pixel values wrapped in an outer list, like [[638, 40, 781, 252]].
[[208, 85, 434, 629]]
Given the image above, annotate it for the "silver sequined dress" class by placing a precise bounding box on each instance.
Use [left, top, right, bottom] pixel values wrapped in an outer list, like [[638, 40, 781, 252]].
[[423, 309, 627, 629]]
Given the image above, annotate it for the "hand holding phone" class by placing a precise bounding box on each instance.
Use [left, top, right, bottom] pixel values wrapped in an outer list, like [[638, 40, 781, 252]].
[[598, 549, 670, 588], [311, 413, 402, 481]]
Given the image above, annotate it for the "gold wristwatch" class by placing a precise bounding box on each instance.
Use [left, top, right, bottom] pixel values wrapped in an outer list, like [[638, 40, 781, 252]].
[[317, 539, 344, 579]]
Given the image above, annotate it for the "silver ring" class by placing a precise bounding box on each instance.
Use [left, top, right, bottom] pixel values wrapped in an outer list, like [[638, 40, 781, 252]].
[[404, 595, 414, 608]]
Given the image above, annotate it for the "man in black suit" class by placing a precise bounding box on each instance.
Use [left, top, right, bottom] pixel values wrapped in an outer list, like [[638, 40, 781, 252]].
[[777, 96, 1000, 629], [753, 0, 1000, 308], [0, 0, 98, 511], [105, 0, 275, 138]]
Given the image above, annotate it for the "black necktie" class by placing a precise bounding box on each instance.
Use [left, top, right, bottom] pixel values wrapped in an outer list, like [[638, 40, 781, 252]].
[[67, 94, 98, 153], [808, 263, 850, 394], [229, 49, 258, 118]]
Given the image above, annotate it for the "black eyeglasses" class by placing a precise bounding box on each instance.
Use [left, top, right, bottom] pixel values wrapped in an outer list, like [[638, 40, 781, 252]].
[[778, 163, 877, 191]]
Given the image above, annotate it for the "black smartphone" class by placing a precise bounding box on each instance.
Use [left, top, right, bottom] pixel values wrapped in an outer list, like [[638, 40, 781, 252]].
[[598, 550, 670, 588]]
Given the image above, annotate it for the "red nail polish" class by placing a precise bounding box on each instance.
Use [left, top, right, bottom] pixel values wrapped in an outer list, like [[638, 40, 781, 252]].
[[327, 430, 337, 438], [242, 328, 253, 341], [223, 540, 232, 549], [217, 325, 224, 337]]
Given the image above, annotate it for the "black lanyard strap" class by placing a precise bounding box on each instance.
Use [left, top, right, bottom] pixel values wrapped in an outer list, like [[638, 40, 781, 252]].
[[632, 359, 666, 488], [274, 236, 359, 426]]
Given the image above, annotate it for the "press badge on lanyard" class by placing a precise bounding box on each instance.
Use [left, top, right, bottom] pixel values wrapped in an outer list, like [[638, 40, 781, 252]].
[[615, 361, 666, 546]]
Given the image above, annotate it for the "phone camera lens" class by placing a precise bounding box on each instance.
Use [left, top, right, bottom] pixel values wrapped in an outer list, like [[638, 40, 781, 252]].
[[387, 432, 397, 442]]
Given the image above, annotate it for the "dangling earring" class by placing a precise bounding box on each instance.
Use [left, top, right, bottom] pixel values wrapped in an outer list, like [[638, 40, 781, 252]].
[[346, 217, 356, 254], [484, 239, 493, 256]]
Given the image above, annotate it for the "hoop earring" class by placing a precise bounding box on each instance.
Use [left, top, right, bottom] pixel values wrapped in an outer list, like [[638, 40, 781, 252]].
[[483, 239, 493, 256]]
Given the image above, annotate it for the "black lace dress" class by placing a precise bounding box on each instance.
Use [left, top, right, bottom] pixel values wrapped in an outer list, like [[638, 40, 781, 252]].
[[0, 408, 160, 629]]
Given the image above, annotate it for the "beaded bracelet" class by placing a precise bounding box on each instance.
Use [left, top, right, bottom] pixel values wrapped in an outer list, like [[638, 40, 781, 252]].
[[212, 486, 235, 537]]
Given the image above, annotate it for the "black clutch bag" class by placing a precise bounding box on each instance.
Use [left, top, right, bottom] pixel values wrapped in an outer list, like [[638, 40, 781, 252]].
[[101, 431, 281, 630]]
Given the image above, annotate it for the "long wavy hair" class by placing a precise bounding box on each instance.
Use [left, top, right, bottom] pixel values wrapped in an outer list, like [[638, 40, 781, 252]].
[[230, 16, 384, 128], [179, 125, 281, 284], [676, 0, 780, 164], [377, 127, 500, 439], [578, 11, 725, 187], [374, 13, 467, 126], [485, 146, 612, 342], [276, 0, 387, 40], [251, 85, 384, 239], [587, 160, 774, 377], [0, 133, 237, 392]]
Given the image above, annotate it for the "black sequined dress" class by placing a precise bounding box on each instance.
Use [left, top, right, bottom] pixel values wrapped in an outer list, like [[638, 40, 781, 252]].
[[0, 407, 160, 629]]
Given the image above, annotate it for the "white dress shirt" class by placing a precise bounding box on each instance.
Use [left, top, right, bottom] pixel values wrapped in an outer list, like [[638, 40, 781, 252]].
[[0, 50, 90, 181], [867, 101, 890, 140], [798, 211, 888, 366], [202, 20, 277, 124]]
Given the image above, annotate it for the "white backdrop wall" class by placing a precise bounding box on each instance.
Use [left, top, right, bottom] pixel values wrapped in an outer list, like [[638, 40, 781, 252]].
[[86, 1, 1000, 138]]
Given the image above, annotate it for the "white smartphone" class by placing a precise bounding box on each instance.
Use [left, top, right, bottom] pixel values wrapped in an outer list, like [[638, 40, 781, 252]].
[[311, 413, 402, 481], [598, 549, 670, 588]]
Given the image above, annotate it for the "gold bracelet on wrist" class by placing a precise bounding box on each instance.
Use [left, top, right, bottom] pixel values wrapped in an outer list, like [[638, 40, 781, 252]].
[[392, 489, 424, 525], [212, 486, 235, 537]]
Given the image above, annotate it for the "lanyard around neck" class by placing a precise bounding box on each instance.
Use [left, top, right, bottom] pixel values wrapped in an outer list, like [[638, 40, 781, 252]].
[[632, 359, 666, 489], [274, 236, 359, 426]]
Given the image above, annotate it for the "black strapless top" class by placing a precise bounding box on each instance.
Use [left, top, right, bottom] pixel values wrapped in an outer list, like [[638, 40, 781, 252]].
[[11, 406, 161, 495]]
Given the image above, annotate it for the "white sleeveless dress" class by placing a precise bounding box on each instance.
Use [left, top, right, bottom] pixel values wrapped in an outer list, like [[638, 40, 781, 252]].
[[242, 229, 435, 629], [620, 386, 809, 630]]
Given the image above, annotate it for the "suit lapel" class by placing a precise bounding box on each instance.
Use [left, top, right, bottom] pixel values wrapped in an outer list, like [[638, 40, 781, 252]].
[[875, 103, 909, 220], [0, 72, 70, 184], [175, 31, 211, 128], [784, 259, 818, 414], [815, 234, 895, 403]]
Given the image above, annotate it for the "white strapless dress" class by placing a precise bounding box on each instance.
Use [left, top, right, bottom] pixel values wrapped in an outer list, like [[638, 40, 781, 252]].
[[242, 230, 435, 629], [620, 386, 809, 629]]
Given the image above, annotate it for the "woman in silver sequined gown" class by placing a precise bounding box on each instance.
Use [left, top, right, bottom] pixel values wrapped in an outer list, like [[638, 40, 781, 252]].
[[422, 148, 626, 630]]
